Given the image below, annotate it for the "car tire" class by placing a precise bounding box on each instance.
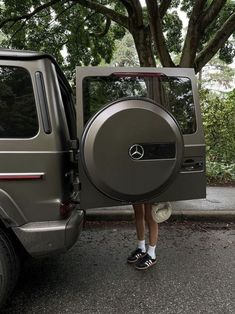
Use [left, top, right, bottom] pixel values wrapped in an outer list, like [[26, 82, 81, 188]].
[[0, 228, 20, 308]]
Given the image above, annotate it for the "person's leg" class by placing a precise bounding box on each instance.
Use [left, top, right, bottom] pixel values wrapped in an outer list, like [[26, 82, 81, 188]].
[[135, 203, 158, 269], [127, 204, 146, 263], [133, 204, 145, 243], [144, 203, 158, 249]]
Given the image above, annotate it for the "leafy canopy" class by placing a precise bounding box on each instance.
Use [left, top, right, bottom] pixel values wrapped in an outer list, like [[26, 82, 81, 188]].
[[0, 0, 234, 74]]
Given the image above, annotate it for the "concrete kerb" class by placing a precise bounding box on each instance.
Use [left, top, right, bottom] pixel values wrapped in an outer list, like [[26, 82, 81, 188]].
[[85, 187, 235, 222], [170, 210, 235, 222], [85, 207, 235, 222], [86, 207, 134, 222]]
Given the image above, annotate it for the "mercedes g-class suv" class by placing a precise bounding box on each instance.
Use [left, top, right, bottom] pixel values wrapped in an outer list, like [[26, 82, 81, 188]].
[[0, 49, 206, 306]]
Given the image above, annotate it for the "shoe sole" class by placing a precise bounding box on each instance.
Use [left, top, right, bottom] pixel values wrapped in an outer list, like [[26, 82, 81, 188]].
[[127, 253, 147, 264], [135, 259, 157, 270], [127, 259, 138, 264]]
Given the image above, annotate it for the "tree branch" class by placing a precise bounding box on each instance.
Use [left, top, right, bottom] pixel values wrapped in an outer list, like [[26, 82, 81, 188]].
[[0, 0, 62, 29], [9, 20, 27, 43], [195, 12, 235, 73], [119, 0, 146, 33], [75, 12, 96, 35], [146, 0, 175, 67], [119, 0, 135, 16], [200, 0, 227, 30], [74, 0, 129, 30], [120, 0, 142, 19], [90, 17, 111, 37], [0, 0, 129, 32], [119, 1, 156, 67], [49, 2, 78, 26], [159, 0, 172, 18], [180, 0, 206, 67]]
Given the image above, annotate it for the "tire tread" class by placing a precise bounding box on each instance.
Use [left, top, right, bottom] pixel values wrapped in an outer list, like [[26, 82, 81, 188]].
[[0, 228, 20, 307]]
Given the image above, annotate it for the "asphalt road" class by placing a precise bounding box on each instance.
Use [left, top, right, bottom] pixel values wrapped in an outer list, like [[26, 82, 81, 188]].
[[2, 221, 235, 314]]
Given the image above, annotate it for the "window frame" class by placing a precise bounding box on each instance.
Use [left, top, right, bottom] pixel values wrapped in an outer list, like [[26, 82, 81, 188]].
[[82, 74, 197, 135]]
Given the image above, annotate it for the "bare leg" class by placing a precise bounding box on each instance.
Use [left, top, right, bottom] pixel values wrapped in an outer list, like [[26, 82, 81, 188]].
[[133, 204, 145, 241], [134, 203, 158, 268], [127, 204, 146, 263], [144, 203, 158, 246]]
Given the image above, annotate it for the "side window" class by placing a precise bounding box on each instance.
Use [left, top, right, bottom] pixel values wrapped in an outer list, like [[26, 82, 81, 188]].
[[0, 66, 38, 138]]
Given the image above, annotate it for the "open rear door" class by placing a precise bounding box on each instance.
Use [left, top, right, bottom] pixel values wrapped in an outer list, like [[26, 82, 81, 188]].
[[76, 67, 206, 209]]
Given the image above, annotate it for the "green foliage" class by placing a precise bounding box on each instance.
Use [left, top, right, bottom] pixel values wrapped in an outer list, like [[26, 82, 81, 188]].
[[199, 54, 235, 90], [206, 161, 235, 184], [219, 41, 235, 64], [181, 0, 235, 64], [170, 0, 181, 8], [111, 33, 139, 67], [200, 89, 235, 183], [180, 0, 195, 17], [163, 11, 183, 53], [0, 0, 234, 74], [0, 1, 126, 80]]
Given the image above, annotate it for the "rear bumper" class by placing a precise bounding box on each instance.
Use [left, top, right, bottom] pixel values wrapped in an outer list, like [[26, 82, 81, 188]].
[[12, 209, 84, 257]]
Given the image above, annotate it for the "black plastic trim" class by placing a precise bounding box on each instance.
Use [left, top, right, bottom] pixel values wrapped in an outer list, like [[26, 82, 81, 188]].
[[35, 71, 52, 134], [140, 142, 176, 160]]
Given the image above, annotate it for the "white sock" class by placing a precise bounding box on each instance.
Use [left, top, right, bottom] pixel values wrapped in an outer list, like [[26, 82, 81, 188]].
[[147, 245, 156, 259], [137, 240, 146, 252]]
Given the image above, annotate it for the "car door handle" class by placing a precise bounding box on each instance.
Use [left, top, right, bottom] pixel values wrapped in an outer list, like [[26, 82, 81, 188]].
[[182, 159, 204, 171]]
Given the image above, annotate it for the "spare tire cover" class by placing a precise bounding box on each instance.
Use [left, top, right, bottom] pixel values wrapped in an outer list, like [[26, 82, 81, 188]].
[[81, 98, 183, 202]]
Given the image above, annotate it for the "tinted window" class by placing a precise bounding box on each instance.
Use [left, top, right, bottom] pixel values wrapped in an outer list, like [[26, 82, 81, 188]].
[[162, 77, 196, 134], [0, 66, 38, 138], [83, 75, 196, 134]]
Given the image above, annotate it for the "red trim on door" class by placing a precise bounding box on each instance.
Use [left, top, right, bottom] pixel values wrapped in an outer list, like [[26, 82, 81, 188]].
[[0, 174, 44, 180], [111, 72, 166, 78]]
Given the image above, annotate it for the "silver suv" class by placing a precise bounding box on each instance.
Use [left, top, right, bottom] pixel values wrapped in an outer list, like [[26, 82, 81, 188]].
[[0, 49, 206, 306]]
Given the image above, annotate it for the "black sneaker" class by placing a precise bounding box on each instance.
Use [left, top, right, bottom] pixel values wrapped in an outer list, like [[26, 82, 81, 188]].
[[135, 253, 156, 270], [127, 248, 146, 264]]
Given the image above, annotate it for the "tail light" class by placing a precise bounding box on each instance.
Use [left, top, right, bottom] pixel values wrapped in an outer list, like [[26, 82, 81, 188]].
[[111, 72, 166, 78]]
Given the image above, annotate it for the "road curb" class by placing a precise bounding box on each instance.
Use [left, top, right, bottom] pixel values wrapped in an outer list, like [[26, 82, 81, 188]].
[[86, 209, 134, 221], [170, 210, 235, 222], [85, 209, 235, 222]]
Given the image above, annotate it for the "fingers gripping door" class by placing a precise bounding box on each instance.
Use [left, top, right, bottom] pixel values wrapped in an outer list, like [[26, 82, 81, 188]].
[[81, 98, 183, 202]]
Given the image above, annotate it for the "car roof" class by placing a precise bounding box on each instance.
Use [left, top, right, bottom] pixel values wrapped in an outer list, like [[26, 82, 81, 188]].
[[0, 48, 72, 93]]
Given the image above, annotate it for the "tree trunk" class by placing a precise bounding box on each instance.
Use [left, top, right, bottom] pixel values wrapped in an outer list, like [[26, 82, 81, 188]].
[[132, 26, 156, 67], [146, 0, 175, 67]]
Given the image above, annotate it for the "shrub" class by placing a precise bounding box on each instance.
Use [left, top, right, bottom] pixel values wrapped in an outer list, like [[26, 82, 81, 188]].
[[200, 89, 235, 184], [206, 161, 235, 184]]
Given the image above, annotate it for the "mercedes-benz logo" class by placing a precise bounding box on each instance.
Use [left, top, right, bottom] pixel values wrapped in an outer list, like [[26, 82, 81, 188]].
[[129, 144, 145, 160]]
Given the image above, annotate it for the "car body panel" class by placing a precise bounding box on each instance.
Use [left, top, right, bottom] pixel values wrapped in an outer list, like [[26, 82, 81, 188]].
[[0, 50, 82, 256], [76, 67, 206, 208]]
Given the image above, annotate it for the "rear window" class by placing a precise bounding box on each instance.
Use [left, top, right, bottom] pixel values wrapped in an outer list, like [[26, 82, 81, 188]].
[[0, 66, 38, 138], [83, 75, 196, 134]]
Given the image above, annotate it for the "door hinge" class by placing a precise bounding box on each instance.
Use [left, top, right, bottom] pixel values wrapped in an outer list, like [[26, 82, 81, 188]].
[[70, 139, 79, 150]]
